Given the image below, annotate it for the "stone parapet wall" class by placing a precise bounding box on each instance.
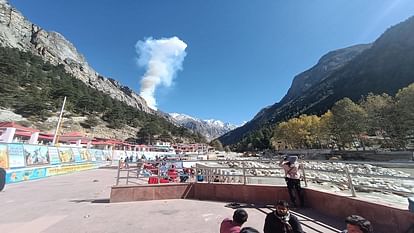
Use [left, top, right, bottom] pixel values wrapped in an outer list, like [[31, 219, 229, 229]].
[[110, 183, 413, 233]]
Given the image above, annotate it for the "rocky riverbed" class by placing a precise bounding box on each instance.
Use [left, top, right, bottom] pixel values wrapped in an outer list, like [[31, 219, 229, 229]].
[[215, 160, 414, 196]]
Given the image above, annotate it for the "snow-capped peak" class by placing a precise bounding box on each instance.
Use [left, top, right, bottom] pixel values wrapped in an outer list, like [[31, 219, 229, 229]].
[[168, 113, 238, 141]]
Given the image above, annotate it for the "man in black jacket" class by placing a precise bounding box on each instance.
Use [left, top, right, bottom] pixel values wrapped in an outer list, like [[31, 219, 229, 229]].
[[264, 200, 304, 233]]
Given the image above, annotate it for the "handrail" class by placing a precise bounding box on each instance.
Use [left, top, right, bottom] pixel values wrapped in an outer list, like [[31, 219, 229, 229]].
[[113, 158, 414, 198]]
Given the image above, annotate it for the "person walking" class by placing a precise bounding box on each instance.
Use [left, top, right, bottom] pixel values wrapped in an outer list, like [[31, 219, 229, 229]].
[[279, 156, 304, 208], [264, 200, 304, 233]]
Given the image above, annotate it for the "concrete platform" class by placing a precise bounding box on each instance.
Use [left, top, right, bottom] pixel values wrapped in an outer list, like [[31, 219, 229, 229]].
[[0, 168, 347, 233]]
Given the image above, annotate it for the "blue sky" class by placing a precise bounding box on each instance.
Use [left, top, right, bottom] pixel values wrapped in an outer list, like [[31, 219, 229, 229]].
[[9, 0, 414, 125]]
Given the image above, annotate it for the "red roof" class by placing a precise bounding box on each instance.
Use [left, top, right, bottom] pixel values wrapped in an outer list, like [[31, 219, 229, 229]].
[[0, 122, 140, 146], [38, 133, 54, 140], [14, 131, 32, 137], [91, 139, 133, 146], [61, 131, 85, 137], [92, 140, 115, 145], [0, 122, 40, 133], [65, 139, 91, 144]]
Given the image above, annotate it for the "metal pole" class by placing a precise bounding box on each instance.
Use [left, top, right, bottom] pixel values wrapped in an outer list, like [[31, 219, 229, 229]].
[[126, 168, 130, 185], [52, 96, 66, 145], [195, 163, 198, 183], [242, 162, 247, 185], [207, 168, 211, 183], [157, 165, 160, 184], [301, 163, 308, 187], [345, 166, 356, 197], [116, 160, 121, 186]]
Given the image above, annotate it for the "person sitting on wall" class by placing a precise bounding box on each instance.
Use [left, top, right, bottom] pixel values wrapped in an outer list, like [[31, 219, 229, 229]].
[[279, 156, 304, 207], [214, 175, 221, 182], [341, 215, 373, 233], [220, 208, 249, 233], [179, 168, 190, 182], [264, 200, 304, 233]]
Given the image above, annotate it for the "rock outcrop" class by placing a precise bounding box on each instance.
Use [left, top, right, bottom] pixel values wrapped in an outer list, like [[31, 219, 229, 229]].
[[0, 0, 153, 113]]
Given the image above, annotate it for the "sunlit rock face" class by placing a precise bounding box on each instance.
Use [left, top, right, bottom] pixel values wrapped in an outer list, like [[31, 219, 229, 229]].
[[0, 0, 153, 113]]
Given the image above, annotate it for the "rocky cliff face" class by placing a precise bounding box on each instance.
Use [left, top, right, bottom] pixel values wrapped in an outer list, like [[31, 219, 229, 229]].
[[281, 44, 371, 104], [169, 113, 238, 141], [220, 16, 414, 146], [251, 44, 370, 122], [0, 0, 153, 113]]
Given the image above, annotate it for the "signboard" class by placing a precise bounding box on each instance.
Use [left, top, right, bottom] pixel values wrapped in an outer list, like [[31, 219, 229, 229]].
[[93, 149, 103, 161], [58, 147, 74, 163], [88, 149, 97, 161], [71, 148, 82, 162], [80, 148, 91, 161], [23, 145, 49, 166], [6, 167, 47, 183], [125, 151, 134, 162], [102, 150, 112, 161], [0, 144, 8, 169], [113, 150, 125, 161], [46, 163, 96, 176], [48, 147, 61, 165], [8, 144, 25, 168]]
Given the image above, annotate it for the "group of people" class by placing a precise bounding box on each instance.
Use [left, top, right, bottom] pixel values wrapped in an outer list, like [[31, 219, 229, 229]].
[[220, 202, 373, 233], [219, 154, 373, 233], [219, 201, 302, 233]]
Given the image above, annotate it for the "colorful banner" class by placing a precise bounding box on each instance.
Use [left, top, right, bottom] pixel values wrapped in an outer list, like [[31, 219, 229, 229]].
[[0, 144, 8, 169], [102, 150, 112, 161], [93, 149, 104, 161], [113, 150, 125, 161], [88, 149, 97, 161], [46, 163, 96, 176], [48, 147, 61, 165], [79, 148, 90, 161], [71, 148, 82, 162], [5, 163, 99, 183], [125, 151, 134, 162], [58, 147, 74, 163], [8, 143, 25, 168], [6, 167, 47, 183], [23, 145, 49, 166]]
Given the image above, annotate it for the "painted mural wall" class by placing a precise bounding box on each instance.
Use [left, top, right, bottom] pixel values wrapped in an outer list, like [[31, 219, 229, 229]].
[[0, 143, 114, 184], [0, 143, 174, 184]]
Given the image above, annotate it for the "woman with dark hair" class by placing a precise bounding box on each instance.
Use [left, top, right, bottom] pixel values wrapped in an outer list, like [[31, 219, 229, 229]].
[[341, 215, 373, 233], [220, 208, 248, 233], [240, 227, 260, 233]]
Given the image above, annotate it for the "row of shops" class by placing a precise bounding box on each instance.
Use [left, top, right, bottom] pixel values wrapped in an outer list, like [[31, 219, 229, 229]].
[[0, 121, 213, 154]]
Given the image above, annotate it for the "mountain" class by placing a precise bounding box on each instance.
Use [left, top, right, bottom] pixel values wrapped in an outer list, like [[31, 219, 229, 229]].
[[0, 0, 205, 143], [169, 113, 238, 141], [219, 16, 414, 147], [0, 0, 152, 113]]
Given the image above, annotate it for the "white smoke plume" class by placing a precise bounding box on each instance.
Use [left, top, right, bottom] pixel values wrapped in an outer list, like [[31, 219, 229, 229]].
[[135, 36, 187, 110]]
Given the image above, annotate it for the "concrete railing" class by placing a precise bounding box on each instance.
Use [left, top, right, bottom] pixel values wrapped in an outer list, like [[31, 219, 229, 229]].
[[114, 158, 414, 200]]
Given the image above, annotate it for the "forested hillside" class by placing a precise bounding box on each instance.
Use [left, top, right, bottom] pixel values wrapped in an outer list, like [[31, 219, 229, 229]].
[[0, 46, 206, 143]]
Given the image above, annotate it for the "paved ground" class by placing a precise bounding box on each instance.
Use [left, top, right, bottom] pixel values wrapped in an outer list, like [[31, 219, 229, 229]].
[[0, 168, 344, 233]]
